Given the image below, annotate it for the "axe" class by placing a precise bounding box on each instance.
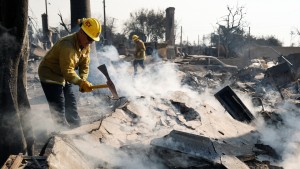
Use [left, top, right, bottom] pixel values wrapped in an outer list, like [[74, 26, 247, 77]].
[[97, 64, 119, 99]]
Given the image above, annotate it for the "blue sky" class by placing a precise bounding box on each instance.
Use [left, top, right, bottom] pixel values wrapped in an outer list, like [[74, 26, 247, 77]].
[[29, 0, 300, 46]]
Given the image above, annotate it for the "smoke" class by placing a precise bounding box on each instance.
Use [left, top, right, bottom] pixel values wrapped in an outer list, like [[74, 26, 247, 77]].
[[254, 91, 300, 168], [87, 45, 199, 101], [85, 45, 260, 133], [29, 104, 75, 136], [61, 46, 211, 168], [40, 45, 277, 168], [72, 135, 166, 169], [28, 62, 78, 136]]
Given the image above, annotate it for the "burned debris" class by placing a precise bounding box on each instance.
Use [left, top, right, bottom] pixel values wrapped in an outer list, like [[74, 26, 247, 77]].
[[17, 53, 295, 169], [170, 100, 200, 121], [151, 130, 222, 168], [150, 130, 283, 169], [5, 10, 300, 169], [2, 154, 48, 169], [2, 0, 300, 167], [7, 38, 300, 168], [214, 86, 255, 123]]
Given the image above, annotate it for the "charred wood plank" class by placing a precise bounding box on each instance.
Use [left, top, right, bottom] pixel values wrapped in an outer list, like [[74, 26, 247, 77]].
[[214, 86, 254, 123]]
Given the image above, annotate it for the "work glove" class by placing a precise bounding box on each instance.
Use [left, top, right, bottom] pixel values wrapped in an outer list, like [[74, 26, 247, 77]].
[[79, 80, 93, 93]]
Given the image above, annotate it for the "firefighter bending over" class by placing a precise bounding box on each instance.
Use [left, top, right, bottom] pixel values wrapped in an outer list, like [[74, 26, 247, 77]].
[[38, 18, 101, 128]]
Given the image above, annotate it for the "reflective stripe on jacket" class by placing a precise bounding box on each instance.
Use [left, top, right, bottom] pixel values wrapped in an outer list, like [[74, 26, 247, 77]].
[[38, 33, 90, 86], [134, 39, 146, 60]]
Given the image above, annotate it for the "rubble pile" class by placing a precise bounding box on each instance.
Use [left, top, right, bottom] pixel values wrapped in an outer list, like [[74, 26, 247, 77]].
[[6, 53, 300, 169]]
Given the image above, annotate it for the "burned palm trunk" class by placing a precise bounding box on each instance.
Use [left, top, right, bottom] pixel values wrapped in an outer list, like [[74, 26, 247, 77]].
[[18, 35, 34, 155], [70, 0, 91, 32], [0, 0, 33, 164], [214, 86, 254, 123], [70, 0, 98, 54], [0, 29, 26, 166]]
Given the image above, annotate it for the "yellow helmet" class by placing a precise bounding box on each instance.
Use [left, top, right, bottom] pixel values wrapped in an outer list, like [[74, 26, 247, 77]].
[[81, 18, 101, 41], [132, 35, 139, 41]]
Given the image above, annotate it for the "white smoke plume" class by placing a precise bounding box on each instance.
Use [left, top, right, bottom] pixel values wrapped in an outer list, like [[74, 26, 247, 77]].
[[255, 100, 300, 169], [71, 134, 166, 169], [221, 82, 300, 169], [87, 45, 199, 101]]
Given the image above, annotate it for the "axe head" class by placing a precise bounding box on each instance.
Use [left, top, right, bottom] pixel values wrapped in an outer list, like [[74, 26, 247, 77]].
[[97, 64, 110, 80], [97, 64, 119, 99]]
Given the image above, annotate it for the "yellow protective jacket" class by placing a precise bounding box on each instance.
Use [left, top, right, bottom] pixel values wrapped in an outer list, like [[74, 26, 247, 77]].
[[38, 33, 90, 86], [134, 39, 146, 60]]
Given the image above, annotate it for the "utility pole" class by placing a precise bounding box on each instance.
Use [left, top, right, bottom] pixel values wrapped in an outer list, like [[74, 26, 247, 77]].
[[217, 34, 220, 57], [290, 31, 294, 47], [248, 27, 251, 59], [42, 0, 49, 49], [180, 26, 182, 51], [217, 29, 220, 57], [103, 0, 107, 45]]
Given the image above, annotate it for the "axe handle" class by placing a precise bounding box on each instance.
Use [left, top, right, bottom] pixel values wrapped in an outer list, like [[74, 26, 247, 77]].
[[91, 84, 109, 89]]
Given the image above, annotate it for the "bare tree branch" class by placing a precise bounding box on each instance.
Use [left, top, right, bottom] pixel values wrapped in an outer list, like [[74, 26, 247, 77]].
[[58, 12, 70, 34], [215, 4, 248, 57]]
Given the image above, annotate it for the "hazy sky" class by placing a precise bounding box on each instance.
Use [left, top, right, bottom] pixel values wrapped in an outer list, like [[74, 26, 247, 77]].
[[29, 0, 300, 46]]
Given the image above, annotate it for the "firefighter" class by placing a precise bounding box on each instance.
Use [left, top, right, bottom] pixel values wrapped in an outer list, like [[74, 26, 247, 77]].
[[38, 18, 101, 128], [132, 35, 146, 76]]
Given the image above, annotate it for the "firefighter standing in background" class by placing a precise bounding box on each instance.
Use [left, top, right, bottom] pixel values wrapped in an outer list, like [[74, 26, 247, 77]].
[[132, 35, 146, 76], [38, 18, 101, 129]]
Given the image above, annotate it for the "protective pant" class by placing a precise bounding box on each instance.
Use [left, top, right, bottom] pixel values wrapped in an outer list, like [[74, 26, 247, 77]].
[[41, 82, 81, 128], [133, 59, 145, 76]]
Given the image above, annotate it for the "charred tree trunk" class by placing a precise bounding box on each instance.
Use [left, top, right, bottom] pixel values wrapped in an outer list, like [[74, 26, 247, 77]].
[[0, 0, 33, 165], [70, 0, 91, 32]]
